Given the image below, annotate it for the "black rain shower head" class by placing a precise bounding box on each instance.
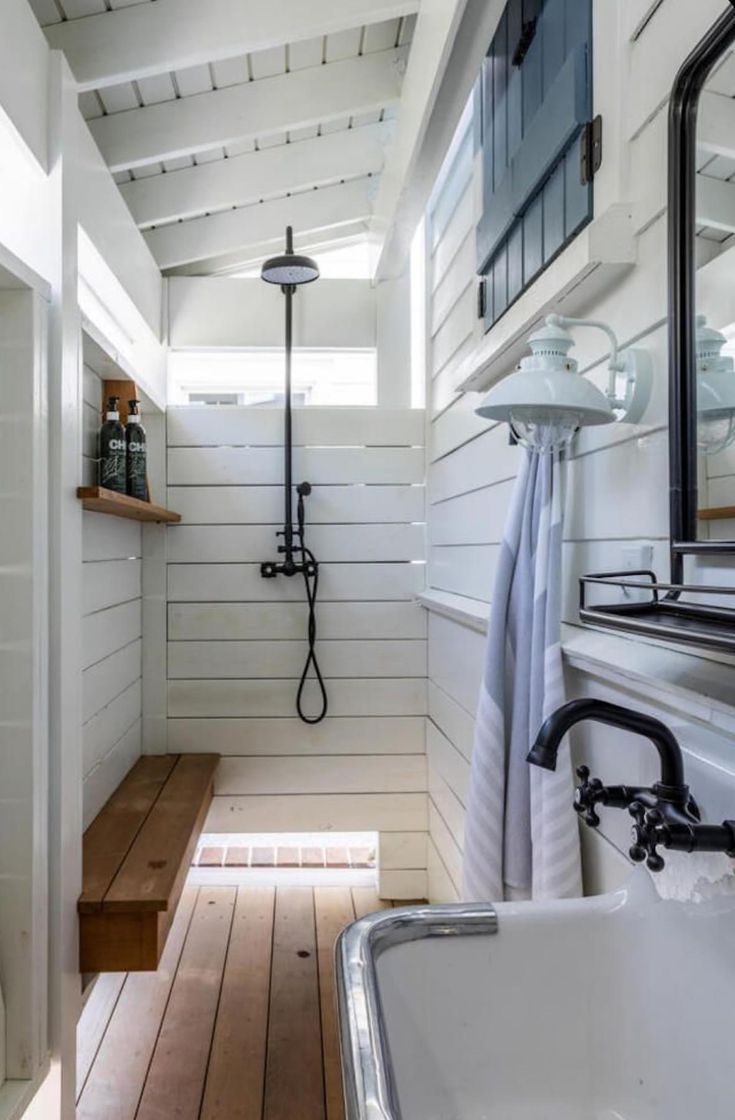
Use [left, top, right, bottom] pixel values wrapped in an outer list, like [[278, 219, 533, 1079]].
[[261, 225, 320, 286]]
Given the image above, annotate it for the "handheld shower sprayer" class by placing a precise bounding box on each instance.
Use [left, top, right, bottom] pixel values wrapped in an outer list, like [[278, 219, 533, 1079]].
[[259, 228, 327, 724]]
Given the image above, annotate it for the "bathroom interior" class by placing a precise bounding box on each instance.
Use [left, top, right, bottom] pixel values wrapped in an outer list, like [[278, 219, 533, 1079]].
[[2, 0, 735, 1118]]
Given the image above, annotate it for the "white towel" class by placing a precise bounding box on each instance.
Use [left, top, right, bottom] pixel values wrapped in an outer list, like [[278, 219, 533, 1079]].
[[462, 447, 582, 902]]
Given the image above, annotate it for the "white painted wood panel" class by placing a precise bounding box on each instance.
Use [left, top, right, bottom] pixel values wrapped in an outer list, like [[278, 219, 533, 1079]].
[[167, 446, 426, 486], [166, 404, 428, 895], [82, 558, 142, 615], [167, 716, 426, 756], [429, 770, 466, 855], [83, 599, 142, 670], [168, 601, 427, 641], [429, 543, 498, 602], [83, 679, 142, 776], [82, 639, 142, 723], [430, 426, 520, 504], [81, 367, 144, 817], [167, 485, 426, 526], [428, 801, 463, 892], [166, 523, 425, 563], [428, 838, 461, 903], [379, 870, 428, 898], [167, 639, 427, 679], [167, 406, 425, 448], [429, 481, 515, 546], [205, 792, 428, 834], [380, 831, 427, 870], [427, 720, 470, 805], [215, 755, 427, 796], [167, 562, 424, 602], [168, 678, 427, 718], [431, 284, 476, 379], [428, 680, 474, 762], [82, 511, 142, 561]]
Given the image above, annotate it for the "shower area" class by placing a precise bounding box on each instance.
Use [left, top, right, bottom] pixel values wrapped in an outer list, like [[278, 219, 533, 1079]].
[[153, 229, 427, 896], [75, 234, 428, 1118]]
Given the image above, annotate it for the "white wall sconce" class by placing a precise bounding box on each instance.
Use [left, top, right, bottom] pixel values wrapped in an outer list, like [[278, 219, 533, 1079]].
[[695, 315, 735, 455], [475, 314, 652, 451]]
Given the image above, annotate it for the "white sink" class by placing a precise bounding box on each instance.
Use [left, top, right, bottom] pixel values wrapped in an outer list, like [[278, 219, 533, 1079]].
[[336, 870, 735, 1120]]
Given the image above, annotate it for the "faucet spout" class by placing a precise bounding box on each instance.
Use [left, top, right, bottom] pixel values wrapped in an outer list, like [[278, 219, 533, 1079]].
[[527, 698, 686, 789]]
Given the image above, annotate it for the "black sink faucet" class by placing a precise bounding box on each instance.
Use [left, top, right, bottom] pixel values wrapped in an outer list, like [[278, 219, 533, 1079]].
[[527, 698, 735, 872]]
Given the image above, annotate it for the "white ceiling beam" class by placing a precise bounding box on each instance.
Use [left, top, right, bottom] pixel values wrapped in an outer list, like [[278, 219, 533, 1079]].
[[370, 0, 476, 279], [698, 90, 735, 160], [121, 123, 391, 229], [90, 50, 402, 173], [44, 0, 420, 93], [166, 224, 374, 278], [697, 174, 735, 233], [147, 179, 375, 271]]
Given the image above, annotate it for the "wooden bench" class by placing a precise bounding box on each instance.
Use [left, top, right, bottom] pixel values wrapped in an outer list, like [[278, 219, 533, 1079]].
[[78, 754, 219, 973]]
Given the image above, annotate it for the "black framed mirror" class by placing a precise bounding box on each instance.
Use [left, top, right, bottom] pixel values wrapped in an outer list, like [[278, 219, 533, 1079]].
[[670, 4, 735, 571], [579, 4, 735, 650]]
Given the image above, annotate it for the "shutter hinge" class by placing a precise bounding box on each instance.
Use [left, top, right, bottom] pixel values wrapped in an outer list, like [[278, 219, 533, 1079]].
[[477, 277, 487, 320], [580, 115, 603, 185]]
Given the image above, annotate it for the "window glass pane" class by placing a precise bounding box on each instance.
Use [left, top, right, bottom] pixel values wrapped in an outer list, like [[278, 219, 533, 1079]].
[[168, 349, 377, 406]]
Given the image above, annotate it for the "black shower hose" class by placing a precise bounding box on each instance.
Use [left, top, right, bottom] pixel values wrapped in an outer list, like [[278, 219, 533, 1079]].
[[295, 491, 328, 724]]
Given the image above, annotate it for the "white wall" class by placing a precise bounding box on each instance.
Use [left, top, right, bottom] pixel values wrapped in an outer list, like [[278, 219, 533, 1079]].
[[80, 366, 143, 827], [165, 405, 428, 898], [423, 0, 735, 903]]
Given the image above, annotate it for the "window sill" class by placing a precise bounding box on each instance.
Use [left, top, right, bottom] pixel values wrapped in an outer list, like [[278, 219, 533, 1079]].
[[457, 204, 637, 394], [418, 590, 735, 734]]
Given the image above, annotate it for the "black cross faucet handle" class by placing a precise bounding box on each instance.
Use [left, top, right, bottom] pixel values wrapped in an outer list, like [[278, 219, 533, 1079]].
[[573, 765, 606, 828], [628, 801, 666, 872]]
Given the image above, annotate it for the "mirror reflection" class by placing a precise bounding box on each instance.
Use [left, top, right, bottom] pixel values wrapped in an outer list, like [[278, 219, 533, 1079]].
[[696, 51, 735, 538]]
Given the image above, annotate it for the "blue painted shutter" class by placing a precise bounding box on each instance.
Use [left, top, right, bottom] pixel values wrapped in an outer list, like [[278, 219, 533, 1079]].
[[477, 0, 593, 331]]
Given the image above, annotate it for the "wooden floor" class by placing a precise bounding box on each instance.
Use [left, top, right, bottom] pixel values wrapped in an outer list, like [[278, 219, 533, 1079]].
[[77, 884, 405, 1120]]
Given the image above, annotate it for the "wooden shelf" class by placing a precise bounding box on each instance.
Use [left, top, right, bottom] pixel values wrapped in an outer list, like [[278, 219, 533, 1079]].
[[698, 505, 735, 521], [77, 486, 181, 524]]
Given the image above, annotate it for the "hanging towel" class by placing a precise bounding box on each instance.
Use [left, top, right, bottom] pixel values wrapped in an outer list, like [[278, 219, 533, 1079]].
[[462, 446, 582, 902]]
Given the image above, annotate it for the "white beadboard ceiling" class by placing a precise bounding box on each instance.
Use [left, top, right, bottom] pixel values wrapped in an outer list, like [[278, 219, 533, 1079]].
[[28, 0, 422, 274]]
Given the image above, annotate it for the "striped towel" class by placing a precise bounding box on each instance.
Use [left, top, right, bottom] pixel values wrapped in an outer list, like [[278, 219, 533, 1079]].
[[462, 447, 582, 902]]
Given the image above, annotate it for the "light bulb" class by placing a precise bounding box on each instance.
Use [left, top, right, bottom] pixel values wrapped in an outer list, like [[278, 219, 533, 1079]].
[[509, 408, 581, 452]]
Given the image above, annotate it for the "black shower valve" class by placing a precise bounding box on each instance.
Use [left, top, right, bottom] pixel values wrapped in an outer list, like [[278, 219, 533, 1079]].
[[260, 561, 278, 578]]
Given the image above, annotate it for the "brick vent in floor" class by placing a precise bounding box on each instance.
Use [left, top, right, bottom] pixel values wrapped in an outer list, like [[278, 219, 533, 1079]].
[[194, 842, 376, 869]]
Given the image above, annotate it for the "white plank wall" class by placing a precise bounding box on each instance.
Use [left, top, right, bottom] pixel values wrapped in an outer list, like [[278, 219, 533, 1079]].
[[81, 365, 143, 826], [421, 2, 734, 902], [166, 405, 428, 897]]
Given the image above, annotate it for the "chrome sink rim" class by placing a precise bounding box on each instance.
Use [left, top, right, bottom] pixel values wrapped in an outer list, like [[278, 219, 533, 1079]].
[[335, 902, 499, 1120]]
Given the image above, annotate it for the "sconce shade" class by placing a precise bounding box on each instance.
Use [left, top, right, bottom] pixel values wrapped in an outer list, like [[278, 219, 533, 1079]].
[[475, 319, 615, 430]]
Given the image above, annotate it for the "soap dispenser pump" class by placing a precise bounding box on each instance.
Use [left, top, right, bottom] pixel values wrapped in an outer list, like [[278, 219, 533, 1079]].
[[125, 399, 147, 501], [99, 396, 126, 493]]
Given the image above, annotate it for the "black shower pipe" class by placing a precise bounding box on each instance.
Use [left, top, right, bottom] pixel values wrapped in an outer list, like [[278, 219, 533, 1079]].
[[667, 5, 735, 584], [282, 229, 296, 569]]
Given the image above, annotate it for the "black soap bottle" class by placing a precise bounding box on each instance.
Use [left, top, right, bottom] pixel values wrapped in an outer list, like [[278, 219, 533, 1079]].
[[99, 396, 126, 493], [125, 399, 147, 501]]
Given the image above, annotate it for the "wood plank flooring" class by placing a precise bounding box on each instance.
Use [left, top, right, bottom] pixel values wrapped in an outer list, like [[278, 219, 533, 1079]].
[[77, 885, 399, 1120]]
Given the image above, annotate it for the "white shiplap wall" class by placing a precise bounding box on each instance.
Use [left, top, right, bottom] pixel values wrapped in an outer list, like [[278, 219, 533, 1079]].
[[166, 405, 428, 898], [424, 0, 735, 903], [81, 366, 143, 826]]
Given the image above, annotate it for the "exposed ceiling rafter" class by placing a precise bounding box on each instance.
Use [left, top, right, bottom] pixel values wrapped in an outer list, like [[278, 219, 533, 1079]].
[[369, 0, 502, 280], [90, 50, 403, 172], [147, 178, 375, 271], [121, 122, 392, 229], [165, 223, 374, 278], [44, 0, 420, 92]]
